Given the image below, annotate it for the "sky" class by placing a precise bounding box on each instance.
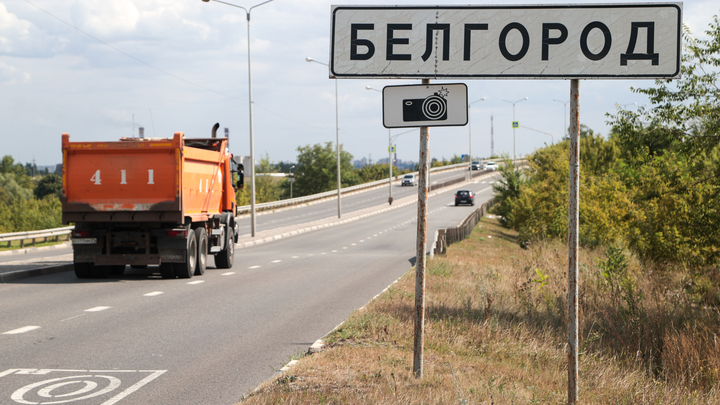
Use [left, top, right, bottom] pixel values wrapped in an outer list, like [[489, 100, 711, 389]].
[[1, 0, 718, 167]]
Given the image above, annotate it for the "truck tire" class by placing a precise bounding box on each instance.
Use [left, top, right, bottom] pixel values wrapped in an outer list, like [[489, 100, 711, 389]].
[[194, 227, 207, 276], [160, 263, 175, 279], [74, 262, 93, 279], [110, 265, 125, 276], [93, 265, 111, 278], [174, 230, 196, 279], [214, 227, 234, 269]]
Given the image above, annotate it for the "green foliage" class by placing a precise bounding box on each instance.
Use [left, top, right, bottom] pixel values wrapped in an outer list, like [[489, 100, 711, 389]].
[[596, 246, 641, 322], [490, 156, 525, 228], [34, 174, 62, 199], [0, 172, 33, 205], [0, 155, 33, 189], [292, 142, 357, 197], [356, 163, 407, 183], [498, 14, 720, 268]]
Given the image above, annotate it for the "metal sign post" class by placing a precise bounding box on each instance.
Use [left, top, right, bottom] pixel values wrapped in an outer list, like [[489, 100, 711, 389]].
[[568, 79, 580, 404], [413, 80, 430, 379]]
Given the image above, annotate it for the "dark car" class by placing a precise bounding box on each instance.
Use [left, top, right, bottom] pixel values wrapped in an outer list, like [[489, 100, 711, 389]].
[[454, 190, 474, 206]]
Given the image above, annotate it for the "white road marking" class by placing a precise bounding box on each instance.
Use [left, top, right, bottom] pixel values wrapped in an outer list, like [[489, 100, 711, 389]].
[[221, 272, 235, 276], [61, 314, 85, 322], [271, 260, 282, 263], [351, 243, 356, 246], [342, 247, 347, 249], [3, 326, 40, 335], [85, 306, 111, 312], [291, 256, 299, 259], [187, 280, 204, 285], [144, 291, 164, 296], [331, 250, 337, 253], [321, 252, 326, 255], [249, 265, 261, 269]]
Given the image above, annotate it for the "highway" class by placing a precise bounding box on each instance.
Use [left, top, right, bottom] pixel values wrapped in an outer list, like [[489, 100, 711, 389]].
[[0, 168, 499, 405]]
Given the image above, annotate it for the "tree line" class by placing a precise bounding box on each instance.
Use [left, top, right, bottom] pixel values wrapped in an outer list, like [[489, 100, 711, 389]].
[[0, 156, 63, 233]]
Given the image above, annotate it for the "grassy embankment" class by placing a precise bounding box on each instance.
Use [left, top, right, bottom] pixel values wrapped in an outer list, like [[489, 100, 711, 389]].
[[240, 217, 720, 404]]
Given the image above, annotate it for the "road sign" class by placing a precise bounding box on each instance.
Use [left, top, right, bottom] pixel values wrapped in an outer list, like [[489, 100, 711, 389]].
[[382, 83, 467, 128], [389, 145, 396, 153], [287, 177, 295, 183], [330, 4, 681, 79], [512, 121, 519, 129]]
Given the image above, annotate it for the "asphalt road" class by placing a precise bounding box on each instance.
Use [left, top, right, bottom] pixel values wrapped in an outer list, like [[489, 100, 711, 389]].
[[0, 170, 498, 405]]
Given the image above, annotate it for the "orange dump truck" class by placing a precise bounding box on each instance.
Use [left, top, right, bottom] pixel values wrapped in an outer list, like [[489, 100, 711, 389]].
[[61, 130, 243, 279]]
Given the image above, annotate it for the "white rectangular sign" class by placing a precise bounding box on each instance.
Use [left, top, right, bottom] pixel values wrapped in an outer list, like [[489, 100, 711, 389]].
[[383, 83, 467, 128], [330, 3, 682, 79]]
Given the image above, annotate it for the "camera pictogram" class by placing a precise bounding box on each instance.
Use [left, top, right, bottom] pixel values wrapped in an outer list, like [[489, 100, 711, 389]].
[[402, 87, 450, 122]]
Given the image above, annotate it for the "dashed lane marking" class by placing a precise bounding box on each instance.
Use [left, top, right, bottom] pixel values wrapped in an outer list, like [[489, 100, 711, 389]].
[[187, 280, 204, 285], [2, 326, 40, 335], [84, 307, 111, 312], [271, 260, 282, 263], [221, 272, 235, 276], [249, 265, 261, 269], [144, 291, 164, 296]]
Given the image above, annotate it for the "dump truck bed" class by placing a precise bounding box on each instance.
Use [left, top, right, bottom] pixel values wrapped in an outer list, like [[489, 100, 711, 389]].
[[62, 132, 231, 224]]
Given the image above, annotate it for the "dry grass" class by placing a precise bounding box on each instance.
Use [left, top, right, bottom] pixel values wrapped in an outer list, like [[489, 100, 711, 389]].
[[240, 218, 720, 404]]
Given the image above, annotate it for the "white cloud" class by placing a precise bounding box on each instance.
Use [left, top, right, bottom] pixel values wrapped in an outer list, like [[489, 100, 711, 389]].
[[0, 62, 30, 84]]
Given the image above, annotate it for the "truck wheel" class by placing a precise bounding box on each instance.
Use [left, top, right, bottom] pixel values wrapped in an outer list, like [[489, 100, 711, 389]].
[[92, 265, 111, 278], [174, 230, 196, 279], [214, 227, 234, 269], [74, 262, 93, 279], [160, 263, 175, 279], [110, 265, 125, 276], [194, 227, 207, 276]]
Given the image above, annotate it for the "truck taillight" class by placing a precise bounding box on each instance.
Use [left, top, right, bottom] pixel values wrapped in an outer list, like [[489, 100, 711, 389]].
[[167, 230, 187, 237], [72, 229, 90, 238]]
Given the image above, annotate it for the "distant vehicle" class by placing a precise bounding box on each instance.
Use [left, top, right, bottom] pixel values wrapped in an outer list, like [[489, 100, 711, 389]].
[[401, 174, 417, 186], [455, 190, 475, 206], [471, 161, 482, 170], [484, 161, 498, 171]]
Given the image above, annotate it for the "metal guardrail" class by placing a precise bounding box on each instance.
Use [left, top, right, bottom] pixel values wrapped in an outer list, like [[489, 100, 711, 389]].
[[432, 198, 496, 257], [0, 226, 74, 248], [236, 162, 472, 214]]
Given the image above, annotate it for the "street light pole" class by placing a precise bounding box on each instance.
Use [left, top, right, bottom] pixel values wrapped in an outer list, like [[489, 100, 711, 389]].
[[307, 57, 342, 218], [553, 98, 569, 140], [202, 0, 275, 237], [468, 97, 487, 180], [501, 97, 528, 163]]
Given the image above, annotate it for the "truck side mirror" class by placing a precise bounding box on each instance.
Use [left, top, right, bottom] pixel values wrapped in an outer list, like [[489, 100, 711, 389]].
[[236, 170, 244, 190]]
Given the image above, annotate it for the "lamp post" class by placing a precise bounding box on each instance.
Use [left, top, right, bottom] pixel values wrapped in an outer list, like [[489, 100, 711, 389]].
[[553, 98, 569, 140], [202, 0, 274, 237], [520, 125, 554, 145], [365, 85, 396, 204], [289, 165, 295, 199], [307, 57, 342, 218], [501, 97, 528, 163], [468, 97, 487, 180]]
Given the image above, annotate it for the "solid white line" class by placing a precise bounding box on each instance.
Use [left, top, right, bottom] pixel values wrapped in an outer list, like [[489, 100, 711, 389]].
[[85, 306, 111, 312], [187, 280, 204, 285], [101, 370, 167, 405], [221, 272, 235, 276], [3, 326, 40, 335], [144, 291, 164, 297]]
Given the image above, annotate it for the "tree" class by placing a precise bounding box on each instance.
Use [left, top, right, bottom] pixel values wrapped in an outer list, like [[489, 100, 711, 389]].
[[292, 142, 358, 197], [34, 174, 62, 199]]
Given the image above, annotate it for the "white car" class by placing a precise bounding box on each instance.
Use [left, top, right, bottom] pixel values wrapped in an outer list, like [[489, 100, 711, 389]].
[[484, 161, 498, 171], [401, 174, 417, 186]]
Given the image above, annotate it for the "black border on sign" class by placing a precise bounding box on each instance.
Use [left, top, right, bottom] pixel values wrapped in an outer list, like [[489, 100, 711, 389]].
[[382, 83, 468, 129], [329, 4, 682, 79]]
